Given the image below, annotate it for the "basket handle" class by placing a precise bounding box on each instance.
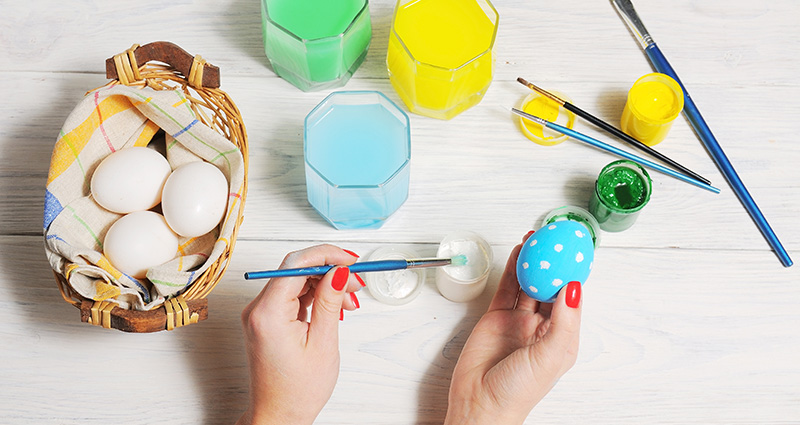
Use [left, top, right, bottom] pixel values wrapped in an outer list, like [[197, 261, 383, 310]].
[[105, 41, 220, 88]]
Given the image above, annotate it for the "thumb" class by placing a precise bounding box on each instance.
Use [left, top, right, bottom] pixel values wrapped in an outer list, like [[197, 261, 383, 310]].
[[540, 281, 582, 369], [308, 266, 349, 348]]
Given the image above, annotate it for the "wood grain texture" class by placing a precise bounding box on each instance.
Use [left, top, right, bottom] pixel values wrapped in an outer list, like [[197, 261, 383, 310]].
[[1, 0, 799, 423]]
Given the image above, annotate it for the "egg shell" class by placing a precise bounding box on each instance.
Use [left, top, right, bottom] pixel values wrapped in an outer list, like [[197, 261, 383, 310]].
[[161, 161, 229, 238], [516, 221, 594, 302], [90, 147, 172, 214], [103, 211, 179, 279]]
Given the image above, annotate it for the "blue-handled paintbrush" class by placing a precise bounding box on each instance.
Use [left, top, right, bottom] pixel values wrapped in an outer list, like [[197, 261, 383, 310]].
[[511, 108, 720, 194], [244, 255, 468, 280], [611, 0, 792, 267]]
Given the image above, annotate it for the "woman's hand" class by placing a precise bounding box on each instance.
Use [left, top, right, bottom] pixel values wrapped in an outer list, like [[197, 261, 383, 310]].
[[444, 232, 583, 425], [237, 244, 364, 425]]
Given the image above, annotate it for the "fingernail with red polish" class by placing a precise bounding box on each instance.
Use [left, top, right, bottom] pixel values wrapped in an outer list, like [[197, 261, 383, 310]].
[[350, 292, 360, 309], [339, 308, 344, 321], [343, 249, 359, 258], [354, 273, 365, 287], [565, 281, 581, 309], [524, 230, 535, 241], [332, 267, 349, 291]]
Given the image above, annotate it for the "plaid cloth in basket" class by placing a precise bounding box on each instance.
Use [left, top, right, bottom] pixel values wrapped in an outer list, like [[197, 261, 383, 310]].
[[44, 84, 245, 310]]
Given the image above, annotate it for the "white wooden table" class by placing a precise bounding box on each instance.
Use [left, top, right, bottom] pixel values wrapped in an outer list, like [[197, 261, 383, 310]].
[[2, 0, 799, 423]]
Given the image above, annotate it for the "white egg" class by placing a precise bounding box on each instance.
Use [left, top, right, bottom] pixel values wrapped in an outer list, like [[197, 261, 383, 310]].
[[161, 161, 229, 238], [103, 211, 179, 279], [90, 147, 171, 214]]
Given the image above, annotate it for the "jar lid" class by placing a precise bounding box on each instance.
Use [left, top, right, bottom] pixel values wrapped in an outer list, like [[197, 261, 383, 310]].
[[517, 90, 576, 146], [364, 246, 425, 305]]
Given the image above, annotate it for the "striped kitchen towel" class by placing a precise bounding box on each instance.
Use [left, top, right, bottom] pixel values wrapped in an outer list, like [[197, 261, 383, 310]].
[[44, 84, 245, 311]]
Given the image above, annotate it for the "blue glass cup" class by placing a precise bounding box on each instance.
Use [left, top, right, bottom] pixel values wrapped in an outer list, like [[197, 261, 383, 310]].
[[304, 91, 411, 229]]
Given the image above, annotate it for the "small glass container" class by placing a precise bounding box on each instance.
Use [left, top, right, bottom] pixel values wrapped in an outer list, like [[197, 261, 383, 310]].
[[435, 230, 493, 303], [541, 205, 601, 248], [588, 160, 653, 232], [364, 246, 425, 305]]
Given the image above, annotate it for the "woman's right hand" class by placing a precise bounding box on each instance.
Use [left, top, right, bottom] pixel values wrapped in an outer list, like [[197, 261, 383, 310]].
[[237, 244, 364, 425]]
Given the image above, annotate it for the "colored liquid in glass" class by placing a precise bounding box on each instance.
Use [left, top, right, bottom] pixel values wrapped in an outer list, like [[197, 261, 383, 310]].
[[261, 0, 371, 90], [387, 0, 497, 119]]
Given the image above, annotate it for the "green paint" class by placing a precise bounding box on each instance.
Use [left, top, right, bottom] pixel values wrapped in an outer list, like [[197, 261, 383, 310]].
[[589, 160, 652, 232], [597, 167, 646, 210], [261, 0, 372, 91]]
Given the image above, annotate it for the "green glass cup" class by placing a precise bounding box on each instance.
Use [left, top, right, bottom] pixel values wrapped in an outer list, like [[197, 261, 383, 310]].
[[588, 160, 652, 232], [261, 0, 372, 91]]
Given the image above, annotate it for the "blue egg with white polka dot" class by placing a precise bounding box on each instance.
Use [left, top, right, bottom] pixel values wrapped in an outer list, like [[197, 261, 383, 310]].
[[517, 221, 594, 302]]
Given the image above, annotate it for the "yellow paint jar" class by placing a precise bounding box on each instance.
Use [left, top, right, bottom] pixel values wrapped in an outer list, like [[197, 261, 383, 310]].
[[620, 73, 684, 146]]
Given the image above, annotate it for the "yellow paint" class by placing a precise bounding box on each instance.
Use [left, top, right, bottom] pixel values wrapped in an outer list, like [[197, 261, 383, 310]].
[[621, 73, 684, 146], [517, 91, 575, 146], [387, 0, 497, 119], [629, 81, 680, 121]]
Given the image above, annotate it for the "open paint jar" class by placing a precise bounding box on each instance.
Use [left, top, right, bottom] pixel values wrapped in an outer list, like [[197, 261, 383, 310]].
[[620, 72, 684, 146], [364, 246, 425, 305], [304, 91, 411, 229], [435, 231, 493, 302], [588, 160, 652, 232], [541, 205, 601, 248]]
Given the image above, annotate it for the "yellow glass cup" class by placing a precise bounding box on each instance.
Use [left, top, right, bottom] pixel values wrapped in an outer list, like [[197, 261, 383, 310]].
[[620, 73, 684, 146], [386, 0, 498, 120]]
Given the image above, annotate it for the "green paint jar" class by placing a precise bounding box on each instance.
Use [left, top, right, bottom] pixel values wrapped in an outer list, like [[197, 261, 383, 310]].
[[589, 160, 652, 232], [541, 205, 601, 248]]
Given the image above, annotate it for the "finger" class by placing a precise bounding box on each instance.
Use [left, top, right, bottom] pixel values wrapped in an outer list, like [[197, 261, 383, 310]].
[[254, 245, 359, 320], [308, 266, 350, 349], [488, 243, 523, 312], [540, 281, 582, 361]]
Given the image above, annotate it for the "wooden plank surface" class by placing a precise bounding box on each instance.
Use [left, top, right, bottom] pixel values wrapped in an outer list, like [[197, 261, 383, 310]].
[[1, 0, 799, 423]]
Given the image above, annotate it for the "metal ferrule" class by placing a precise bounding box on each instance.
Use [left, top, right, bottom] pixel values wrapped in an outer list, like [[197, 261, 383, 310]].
[[611, 0, 656, 49], [511, 108, 547, 126], [406, 258, 453, 268]]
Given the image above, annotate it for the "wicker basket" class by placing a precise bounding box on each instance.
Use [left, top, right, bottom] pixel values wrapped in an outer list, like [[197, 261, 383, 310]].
[[52, 41, 248, 332]]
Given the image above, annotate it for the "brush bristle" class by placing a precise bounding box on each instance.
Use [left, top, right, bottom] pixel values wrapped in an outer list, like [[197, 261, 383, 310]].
[[450, 255, 468, 266]]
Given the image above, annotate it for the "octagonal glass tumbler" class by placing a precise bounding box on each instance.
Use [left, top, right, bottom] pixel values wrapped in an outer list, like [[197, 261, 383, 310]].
[[261, 0, 372, 91], [386, 0, 498, 120], [304, 91, 411, 229]]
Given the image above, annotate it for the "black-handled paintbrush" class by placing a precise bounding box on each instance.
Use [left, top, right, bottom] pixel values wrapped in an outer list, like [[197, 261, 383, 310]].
[[517, 77, 711, 186]]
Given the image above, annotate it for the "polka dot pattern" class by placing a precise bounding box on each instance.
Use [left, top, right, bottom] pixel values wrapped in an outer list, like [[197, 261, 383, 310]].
[[516, 221, 595, 303]]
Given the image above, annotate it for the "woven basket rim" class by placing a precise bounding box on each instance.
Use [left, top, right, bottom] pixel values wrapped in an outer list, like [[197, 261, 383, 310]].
[[54, 53, 249, 318]]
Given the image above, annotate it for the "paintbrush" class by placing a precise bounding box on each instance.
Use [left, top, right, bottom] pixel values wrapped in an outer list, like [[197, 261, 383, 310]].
[[611, 0, 792, 267], [511, 108, 720, 194], [244, 255, 469, 280], [516, 77, 711, 186]]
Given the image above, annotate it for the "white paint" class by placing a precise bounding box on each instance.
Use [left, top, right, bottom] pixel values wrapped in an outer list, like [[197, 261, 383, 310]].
[[439, 238, 489, 281]]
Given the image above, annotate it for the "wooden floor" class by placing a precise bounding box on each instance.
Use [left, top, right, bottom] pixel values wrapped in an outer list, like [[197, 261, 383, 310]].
[[1, 0, 799, 423]]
